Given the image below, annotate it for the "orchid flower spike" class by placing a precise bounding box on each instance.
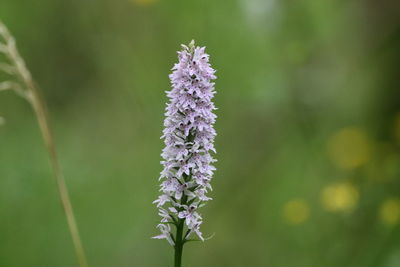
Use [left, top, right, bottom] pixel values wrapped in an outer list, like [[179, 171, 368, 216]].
[[153, 40, 217, 266]]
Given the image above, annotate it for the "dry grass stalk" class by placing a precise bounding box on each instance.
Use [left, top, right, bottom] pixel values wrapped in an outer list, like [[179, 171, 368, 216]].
[[0, 20, 88, 267]]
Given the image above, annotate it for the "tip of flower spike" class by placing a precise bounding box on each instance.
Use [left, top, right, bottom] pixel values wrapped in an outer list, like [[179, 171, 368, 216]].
[[181, 40, 195, 54], [189, 39, 195, 48]]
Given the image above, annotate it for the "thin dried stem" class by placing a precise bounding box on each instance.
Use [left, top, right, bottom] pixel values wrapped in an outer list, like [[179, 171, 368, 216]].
[[0, 20, 88, 267]]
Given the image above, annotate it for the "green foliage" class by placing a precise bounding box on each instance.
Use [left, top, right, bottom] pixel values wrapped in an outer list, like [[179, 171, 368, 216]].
[[1, 0, 400, 266]]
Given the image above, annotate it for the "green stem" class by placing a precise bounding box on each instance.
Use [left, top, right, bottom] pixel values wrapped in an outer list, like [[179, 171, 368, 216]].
[[173, 129, 194, 267], [174, 181, 188, 267], [174, 219, 184, 267]]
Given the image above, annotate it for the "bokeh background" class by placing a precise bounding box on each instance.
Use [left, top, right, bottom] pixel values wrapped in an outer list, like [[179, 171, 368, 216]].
[[1, 0, 400, 266]]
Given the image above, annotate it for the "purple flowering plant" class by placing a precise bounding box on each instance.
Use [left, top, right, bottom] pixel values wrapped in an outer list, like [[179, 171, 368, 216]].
[[153, 40, 217, 267]]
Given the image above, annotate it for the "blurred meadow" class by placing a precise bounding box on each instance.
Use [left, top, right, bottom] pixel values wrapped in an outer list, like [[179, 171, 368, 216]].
[[1, 0, 400, 266]]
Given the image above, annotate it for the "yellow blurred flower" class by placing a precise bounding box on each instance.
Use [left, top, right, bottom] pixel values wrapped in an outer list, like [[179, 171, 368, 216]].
[[130, 0, 157, 6], [380, 198, 400, 225], [321, 183, 359, 212], [327, 127, 372, 169], [283, 199, 310, 225]]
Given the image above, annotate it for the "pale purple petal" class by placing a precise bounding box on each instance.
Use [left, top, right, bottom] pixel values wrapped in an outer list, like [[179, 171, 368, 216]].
[[154, 40, 217, 245]]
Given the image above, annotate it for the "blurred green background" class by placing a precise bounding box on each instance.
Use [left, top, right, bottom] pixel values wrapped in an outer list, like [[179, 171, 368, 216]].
[[1, 0, 400, 266]]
